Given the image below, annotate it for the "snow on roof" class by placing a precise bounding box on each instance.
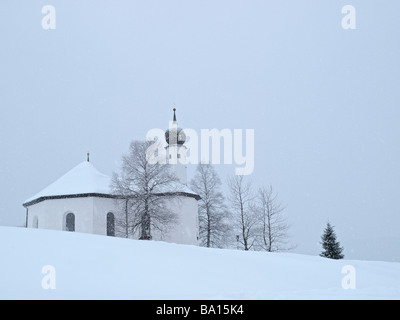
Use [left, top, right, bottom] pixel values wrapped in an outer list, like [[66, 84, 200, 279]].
[[23, 161, 200, 206], [155, 180, 198, 196], [23, 161, 111, 205]]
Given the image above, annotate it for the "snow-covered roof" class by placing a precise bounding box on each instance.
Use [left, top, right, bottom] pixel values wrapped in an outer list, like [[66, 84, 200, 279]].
[[23, 161, 200, 207], [155, 181, 201, 199], [23, 161, 112, 206]]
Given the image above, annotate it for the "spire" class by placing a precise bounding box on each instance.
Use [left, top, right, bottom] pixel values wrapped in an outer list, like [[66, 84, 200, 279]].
[[172, 108, 176, 122], [87, 152, 90, 162], [173, 108, 177, 122]]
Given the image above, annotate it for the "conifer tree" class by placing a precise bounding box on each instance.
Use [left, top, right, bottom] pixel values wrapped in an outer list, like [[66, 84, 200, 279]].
[[320, 222, 344, 259]]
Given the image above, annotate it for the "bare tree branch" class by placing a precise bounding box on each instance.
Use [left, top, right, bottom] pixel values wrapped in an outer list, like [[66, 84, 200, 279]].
[[228, 175, 257, 251], [190, 164, 231, 248], [254, 186, 295, 252], [110, 140, 179, 240]]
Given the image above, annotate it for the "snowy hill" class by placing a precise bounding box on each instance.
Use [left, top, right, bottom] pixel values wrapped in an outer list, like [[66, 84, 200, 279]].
[[1, 226, 399, 300]]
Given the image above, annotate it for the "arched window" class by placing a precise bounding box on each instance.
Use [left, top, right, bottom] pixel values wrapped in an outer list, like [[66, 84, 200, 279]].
[[33, 216, 38, 228], [107, 212, 115, 237], [65, 213, 75, 232]]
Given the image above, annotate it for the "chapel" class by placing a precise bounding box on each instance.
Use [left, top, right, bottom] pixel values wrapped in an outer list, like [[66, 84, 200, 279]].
[[23, 110, 200, 245]]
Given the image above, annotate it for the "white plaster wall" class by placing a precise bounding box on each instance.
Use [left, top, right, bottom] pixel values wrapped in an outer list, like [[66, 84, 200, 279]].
[[163, 196, 199, 245], [26, 195, 199, 245], [128, 196, 199, 245], [27, 197, 96, 234], [92, 197, 119, 235], [167, 145, 188, 185]]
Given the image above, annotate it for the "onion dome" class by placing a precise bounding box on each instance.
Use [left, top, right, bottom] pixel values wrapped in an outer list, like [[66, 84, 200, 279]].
[[165, 108, 186, 145]]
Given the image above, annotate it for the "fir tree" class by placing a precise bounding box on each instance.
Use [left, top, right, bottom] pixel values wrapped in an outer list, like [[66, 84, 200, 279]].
[[320, 222, 344, 259]]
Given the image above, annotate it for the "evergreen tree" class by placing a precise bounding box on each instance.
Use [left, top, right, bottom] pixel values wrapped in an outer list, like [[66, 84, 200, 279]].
[[320, 222, 344, 259]]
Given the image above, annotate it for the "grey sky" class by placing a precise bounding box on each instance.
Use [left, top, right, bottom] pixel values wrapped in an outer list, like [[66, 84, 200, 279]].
[[1, 1, 399, 261]]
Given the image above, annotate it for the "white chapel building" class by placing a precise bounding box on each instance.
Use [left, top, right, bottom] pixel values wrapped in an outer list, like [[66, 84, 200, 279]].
[[23, 110, 200, 245]]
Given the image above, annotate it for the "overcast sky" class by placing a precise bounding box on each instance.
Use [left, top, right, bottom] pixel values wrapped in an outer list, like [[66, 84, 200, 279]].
[[0, 1, 399, 261]]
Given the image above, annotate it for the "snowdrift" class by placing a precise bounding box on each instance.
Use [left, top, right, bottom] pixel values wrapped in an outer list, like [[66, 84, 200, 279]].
[[1, 226, 399, 300]]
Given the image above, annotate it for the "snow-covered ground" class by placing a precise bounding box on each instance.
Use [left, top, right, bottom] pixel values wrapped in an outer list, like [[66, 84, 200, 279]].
[[1, 226, 399, 300]]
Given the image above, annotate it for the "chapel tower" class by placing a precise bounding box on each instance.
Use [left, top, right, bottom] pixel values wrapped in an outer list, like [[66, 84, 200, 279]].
[[165, 108, 188, 185]]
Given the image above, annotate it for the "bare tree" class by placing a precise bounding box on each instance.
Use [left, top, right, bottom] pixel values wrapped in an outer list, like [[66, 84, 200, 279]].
[[112, 197, 135, 238], [190, 163, 230, 248], [228, 175, 258, 251], [110, 140, 179, 240], [255, 186, 293, 252]]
